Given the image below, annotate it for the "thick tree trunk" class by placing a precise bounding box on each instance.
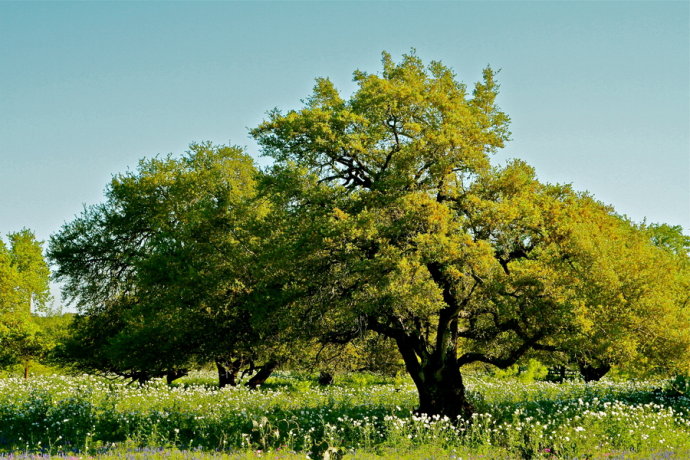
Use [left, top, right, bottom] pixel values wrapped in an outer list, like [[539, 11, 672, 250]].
[[216, 359, 240, 388], [414, 362, 473, 420], [246, 360, 278, 389], [578, 361, 611, 382], [395, 336, 473, 420]]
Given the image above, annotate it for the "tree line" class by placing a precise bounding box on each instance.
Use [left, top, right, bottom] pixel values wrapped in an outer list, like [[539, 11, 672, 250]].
[[4, 52, 690, 419]]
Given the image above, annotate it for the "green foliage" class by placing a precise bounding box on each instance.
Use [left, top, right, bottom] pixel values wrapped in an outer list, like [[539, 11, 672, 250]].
[[6, 229, 51, 312], [493, 358, 549, 383], [250, 51, 690, 416], [49, 143, 280, 380], [47, 51, 690, 419], [0, 314, 74, 377], [286, 334, 404, 378], [646, 223, 690, 258], [0, 229, 51, 372], [548, 213, 690, 378]]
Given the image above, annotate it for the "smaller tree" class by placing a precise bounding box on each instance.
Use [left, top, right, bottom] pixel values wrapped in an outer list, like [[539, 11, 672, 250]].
[[541, 218, 690, 381], [49, 143, 286, 385], [0, 229, 51, 377]]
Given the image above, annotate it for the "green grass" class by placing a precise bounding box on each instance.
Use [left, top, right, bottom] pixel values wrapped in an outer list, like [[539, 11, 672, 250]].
[[0, 372, 689, 459]]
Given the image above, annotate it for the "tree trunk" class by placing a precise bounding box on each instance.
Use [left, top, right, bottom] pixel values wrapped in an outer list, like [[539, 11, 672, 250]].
[[395, 337, 473, 420], [216, 359, 240, 388], [23, 362, 29, 380], [414, 361, 473, 420], [246, 360, 278, 389], [166, 369, 188, 384], [318, 371, 334, 386], [578, 361, 611, 382]]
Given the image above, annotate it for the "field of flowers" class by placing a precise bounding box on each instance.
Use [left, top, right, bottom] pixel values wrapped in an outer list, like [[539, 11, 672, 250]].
[[1, 372, 689, 459]]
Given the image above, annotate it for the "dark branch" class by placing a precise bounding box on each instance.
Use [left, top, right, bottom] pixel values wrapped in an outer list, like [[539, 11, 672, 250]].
[[457, 333, 548, 369]]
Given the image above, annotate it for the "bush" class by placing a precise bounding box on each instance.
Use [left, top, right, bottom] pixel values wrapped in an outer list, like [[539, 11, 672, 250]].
[[493, 359, 549, 383]]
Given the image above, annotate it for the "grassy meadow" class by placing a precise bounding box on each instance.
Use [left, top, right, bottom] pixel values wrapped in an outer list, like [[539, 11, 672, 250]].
[[1, 372, 689, 459]]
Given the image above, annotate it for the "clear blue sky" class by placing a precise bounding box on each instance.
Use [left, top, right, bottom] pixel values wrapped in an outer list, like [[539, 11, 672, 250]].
[[1, 1, 688, 304]]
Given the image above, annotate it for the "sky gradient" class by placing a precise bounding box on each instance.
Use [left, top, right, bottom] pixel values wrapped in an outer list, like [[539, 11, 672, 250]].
[[1, 1, 688, 304]]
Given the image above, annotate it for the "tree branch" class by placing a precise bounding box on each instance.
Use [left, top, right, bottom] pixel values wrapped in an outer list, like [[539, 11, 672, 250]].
[[457, 333, 547, 369]]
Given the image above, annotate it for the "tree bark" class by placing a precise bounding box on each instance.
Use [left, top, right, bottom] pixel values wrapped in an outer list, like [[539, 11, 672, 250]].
[[415, 362, 473, 420], [246, 360, 278, 389], [395, 336, 473, 420]]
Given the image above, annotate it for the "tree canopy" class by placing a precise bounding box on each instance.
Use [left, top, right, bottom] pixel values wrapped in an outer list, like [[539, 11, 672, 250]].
[[49, 142, 280, 383], [251, 52, 690, 417], [48, 52, 690, 419]]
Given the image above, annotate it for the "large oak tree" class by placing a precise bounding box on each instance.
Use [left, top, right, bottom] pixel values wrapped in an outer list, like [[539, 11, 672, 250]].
[[252, 52, 690, 418]]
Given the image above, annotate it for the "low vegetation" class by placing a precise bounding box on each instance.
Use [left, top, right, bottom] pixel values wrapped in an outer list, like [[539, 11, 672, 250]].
[[1, 372, 689, 459]]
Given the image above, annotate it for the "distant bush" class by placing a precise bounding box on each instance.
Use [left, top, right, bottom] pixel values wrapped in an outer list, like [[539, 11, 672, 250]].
[[492, 358, 549, 383]]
